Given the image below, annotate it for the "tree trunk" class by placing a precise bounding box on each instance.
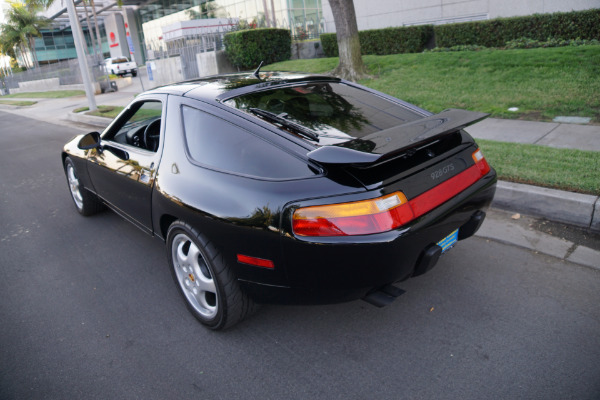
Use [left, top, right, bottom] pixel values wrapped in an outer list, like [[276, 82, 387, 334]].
[[26, 38, 39, 68], [89, 0, 104, 59], [19, 43, 32, 68], [328, 0, 369, 81], [82, 0, 98, 60]]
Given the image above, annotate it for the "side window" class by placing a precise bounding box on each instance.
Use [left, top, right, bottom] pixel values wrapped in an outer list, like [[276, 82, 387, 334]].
[[106, 101, 162, 152], [181, 106, 316, 179]]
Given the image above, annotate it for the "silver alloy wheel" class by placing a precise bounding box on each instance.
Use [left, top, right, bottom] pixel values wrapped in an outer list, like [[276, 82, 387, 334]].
[[66, 163, 84, 210], [171, 233, 218, 319]]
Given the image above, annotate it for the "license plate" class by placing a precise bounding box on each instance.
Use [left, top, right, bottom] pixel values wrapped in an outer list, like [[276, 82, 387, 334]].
[[437, 229, 458, 253]]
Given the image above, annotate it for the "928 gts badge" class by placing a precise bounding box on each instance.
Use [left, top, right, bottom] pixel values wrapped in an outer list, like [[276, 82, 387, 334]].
[[431, 163, 455, 180]]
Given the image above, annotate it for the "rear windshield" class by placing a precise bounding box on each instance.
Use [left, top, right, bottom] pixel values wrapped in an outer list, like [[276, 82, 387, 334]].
[[112, 58, 129, 64], [224, 82, 423, 145]]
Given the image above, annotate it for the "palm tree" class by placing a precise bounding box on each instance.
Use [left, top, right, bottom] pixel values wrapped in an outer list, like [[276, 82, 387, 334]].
[[0, 23, 22, 62], [0, 1, 49, 68]]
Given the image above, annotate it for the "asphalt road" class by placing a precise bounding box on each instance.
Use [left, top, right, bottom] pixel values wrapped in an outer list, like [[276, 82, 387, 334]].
[[1, 111, 599, 400]]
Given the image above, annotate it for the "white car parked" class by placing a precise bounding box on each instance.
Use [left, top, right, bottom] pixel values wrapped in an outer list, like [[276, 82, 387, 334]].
[[104, 57, 138, 77]]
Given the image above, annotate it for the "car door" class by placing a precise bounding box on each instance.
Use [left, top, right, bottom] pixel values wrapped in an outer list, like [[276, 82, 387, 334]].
[[86, 95, 166, 233]]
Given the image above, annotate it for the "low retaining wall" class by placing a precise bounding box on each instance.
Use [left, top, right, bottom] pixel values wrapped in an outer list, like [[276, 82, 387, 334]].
[[196, 50, 237, 77], [148, 57, 184, 88], [17, 77, 60, 92], [8, 76, 132, 95]]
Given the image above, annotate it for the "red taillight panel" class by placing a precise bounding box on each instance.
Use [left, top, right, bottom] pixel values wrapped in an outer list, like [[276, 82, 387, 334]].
[[409, 164, 482, 218], [293, 148, 491, 237]]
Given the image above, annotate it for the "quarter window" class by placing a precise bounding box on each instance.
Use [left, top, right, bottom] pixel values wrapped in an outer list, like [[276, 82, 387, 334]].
[[181, 106, 315, 179]]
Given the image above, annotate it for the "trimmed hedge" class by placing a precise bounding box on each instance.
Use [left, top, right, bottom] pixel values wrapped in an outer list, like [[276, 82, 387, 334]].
[[435, 9, 600, 48], [320, 9, 599, 57], [320, 25, 433, 57], [321, 33, 338, 57], [224, 28, 291, 69]]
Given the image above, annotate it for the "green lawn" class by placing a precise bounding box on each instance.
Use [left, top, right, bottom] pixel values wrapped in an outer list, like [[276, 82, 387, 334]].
[[75, 105, 124, 118], [0, 99, 36, 106], [3, 90, 85, 98], [267, 46, 600, 123], [78, 105, 160, 121], [478, 140, 600, 195]]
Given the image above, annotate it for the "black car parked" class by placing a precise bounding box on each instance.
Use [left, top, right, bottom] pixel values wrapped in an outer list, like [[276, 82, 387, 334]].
[[63, 72, 496, 329]]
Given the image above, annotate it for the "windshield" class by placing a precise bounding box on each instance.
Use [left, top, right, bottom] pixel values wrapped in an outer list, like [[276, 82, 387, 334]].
[[224, 83, 422, 145]]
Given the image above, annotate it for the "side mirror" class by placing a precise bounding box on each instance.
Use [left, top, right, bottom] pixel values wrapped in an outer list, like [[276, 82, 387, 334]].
[[78, 131, 101, 150]]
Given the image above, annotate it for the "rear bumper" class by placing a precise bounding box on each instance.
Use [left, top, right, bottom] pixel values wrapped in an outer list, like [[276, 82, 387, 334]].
[[240, 170, 497, 305]]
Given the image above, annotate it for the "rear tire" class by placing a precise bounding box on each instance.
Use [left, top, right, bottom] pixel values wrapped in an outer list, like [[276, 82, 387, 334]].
[[64, 157, 104, 216], [166, 221, 255, 330]]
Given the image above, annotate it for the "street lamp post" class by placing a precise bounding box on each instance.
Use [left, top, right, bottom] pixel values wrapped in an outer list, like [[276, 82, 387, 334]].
[[65, 0, 97, 111]]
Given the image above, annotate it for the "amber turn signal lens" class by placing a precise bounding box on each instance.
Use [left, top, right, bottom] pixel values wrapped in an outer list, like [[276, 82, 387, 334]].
[[292, 192, 414, 237], [472, 149, 491, 175]]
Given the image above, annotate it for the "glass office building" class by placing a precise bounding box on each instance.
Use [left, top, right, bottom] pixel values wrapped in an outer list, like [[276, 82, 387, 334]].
[[32, 26, 110, 64]]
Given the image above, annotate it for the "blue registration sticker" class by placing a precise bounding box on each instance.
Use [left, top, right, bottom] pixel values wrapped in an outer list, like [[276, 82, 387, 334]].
[[437, 229, 459, 253]]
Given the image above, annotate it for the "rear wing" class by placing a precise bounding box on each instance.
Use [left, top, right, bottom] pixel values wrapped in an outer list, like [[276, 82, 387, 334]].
[[307, 109, 488, 166]]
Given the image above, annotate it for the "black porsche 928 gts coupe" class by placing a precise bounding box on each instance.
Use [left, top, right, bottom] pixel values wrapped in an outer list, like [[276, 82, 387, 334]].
[[63, 71, 496, 329]]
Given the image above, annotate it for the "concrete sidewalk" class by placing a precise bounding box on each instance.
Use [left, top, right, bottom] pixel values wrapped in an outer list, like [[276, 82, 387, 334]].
[[1, 86, 599, 231], [465, 118, 600, 152]]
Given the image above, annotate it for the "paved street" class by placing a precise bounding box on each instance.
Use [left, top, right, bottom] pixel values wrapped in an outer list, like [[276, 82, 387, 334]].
[[1, 111, 599, 399]]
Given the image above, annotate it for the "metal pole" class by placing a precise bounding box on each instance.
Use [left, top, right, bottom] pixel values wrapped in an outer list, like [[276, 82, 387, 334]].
[[65, 0, 97, 111], [138, 72, 145, 91]]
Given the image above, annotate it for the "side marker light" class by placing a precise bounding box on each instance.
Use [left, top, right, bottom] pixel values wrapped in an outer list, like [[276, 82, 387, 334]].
[[237, 254, 274, 269]]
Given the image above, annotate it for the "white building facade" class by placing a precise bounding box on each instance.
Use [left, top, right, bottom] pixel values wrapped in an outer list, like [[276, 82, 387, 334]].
[[321, 0, 600, 32]]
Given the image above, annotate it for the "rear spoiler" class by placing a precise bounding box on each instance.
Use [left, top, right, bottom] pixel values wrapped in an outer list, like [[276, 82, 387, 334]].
[[307, 109, 488, 165]]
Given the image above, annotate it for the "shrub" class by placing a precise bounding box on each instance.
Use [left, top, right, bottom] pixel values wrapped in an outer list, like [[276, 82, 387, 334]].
[[435, 9, 600, 48], [320, 33, 338, 57], [224, 28, 291, 69], [320, 25, 433, 57]]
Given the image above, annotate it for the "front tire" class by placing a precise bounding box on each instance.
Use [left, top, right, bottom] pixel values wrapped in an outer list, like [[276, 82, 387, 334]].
[[166, 221, 255, 330], [64, 157, 104, 216]]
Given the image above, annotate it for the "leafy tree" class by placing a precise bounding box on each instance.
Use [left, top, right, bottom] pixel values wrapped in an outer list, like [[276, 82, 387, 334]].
[[0, 1, 49, 68], [328, 0, 369, 81], [0, 23, 22, 60], [186, 0, 217, 20]]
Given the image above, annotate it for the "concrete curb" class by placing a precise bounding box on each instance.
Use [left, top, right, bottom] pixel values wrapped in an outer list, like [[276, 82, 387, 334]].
[[475, 210, 600, 271], [66, 111, 111, 129], [493, 181, 600, 232]]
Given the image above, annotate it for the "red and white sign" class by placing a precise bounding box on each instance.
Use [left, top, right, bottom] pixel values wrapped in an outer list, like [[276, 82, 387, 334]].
[[109, 32, 119, 48]]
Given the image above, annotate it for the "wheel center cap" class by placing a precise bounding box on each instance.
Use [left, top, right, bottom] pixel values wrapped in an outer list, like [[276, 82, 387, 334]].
[[188, 273, 195, 282]]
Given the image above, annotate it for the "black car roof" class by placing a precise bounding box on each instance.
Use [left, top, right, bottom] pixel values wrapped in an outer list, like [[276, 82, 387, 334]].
[[144, 71, 341, 103]]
